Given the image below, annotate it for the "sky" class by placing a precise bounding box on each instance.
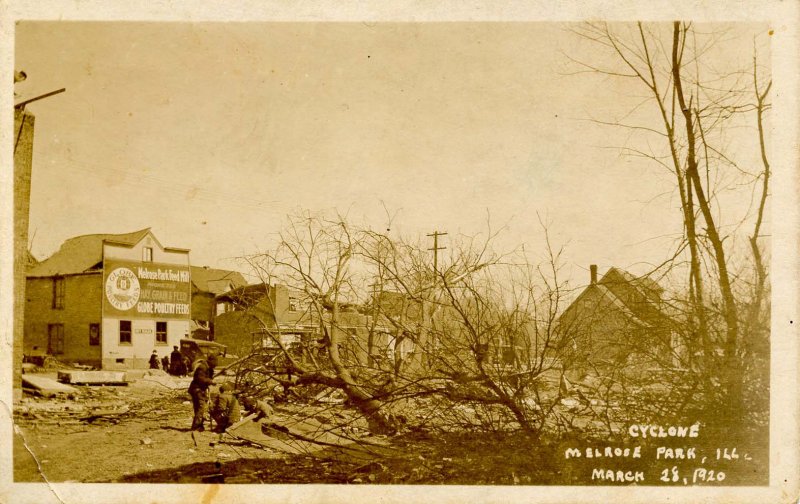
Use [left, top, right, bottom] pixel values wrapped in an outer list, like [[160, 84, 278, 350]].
[[14, 22, 769, 287]]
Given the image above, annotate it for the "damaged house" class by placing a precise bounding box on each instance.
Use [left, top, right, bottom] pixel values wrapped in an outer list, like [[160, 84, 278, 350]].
[[555, 265, 681, 378], [189, 266, 247, 340], [213, 283, 316, 358], [214, 283, 398, 367], [213, 280, 535, 380]]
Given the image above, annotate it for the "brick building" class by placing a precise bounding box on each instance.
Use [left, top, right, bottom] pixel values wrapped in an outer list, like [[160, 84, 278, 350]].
[[25, 228, 192, 369], [214, 283, 317, 357]]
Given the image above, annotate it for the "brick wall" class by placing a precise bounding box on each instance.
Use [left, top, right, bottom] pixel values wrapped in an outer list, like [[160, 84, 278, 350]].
[[13, 109, 34, 401], [272, 284, 308, 325], [24, 274, 103, 366], [214, 311, 261, 357], [191, 290, 213, 324]]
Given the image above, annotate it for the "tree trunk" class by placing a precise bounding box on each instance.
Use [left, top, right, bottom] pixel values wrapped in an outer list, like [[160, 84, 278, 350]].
[[672, 22, 741, 422]]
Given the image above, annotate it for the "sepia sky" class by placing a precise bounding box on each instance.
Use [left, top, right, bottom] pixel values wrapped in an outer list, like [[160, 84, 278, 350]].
[[14, 22, 769, 286]]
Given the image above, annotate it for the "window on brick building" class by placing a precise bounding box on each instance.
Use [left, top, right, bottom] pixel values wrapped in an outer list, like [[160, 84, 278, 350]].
[[89, 323, 100, 346], [48, 324, 64, 354], [52, 277, 65, 309], [119, 320, 132, 344], [289, 296, 299, 312], [143, 247, 153, 262], [156, 321, 167, 344]]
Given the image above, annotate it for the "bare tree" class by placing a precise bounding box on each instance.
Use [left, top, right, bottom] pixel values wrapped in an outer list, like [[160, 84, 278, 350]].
[[230, 211, 584, 437], [569, 22, 771, 426]]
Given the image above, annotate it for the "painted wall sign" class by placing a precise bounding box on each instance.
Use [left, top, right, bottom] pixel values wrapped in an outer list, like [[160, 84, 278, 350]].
[[103, 259, 191, 319]]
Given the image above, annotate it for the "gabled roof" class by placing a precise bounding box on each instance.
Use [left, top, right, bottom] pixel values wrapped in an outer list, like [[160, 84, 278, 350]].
[[27, 228, 151, 277], [598, 268, 669, 324], [560, 267, 671, 329], [190, 266, 248, 294]]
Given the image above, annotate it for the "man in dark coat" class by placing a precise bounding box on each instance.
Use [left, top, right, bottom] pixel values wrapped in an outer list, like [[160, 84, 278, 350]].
[[170, 346, 183, 376], [148, 350, 159, 370], [188, 353, 217, 431]]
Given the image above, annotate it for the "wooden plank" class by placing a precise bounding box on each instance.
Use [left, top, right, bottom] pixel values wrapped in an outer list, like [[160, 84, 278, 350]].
[[228, 415, 392, 462], [22, 375, 78, 396], [228, 420, 305, 454], [57, 370, 128, 385]]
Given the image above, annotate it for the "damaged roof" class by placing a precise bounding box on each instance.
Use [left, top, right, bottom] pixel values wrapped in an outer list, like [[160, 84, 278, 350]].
[[190, 266, 248, 294], [27, 228, 152, 277]]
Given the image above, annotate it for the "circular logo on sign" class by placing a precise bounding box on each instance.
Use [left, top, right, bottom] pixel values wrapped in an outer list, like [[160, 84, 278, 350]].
[[105, 267, 141, 311]]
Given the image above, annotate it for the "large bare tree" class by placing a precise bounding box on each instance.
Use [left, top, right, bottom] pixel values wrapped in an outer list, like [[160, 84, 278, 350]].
[[569, 22, 771, 425], [231, 211, 581, 436]]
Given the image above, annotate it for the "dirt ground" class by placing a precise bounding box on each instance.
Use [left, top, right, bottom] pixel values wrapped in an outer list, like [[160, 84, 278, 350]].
[[14, 373, 280, 483], [13, 372, 770, 485], [12, 372, 563, 484]]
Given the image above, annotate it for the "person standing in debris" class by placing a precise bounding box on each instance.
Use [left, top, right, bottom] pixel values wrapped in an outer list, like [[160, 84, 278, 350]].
[[210, 382, 241, 435], [188, 353, 217, 432], [170, 345, 183, 376], [149, 350, 160, 370]]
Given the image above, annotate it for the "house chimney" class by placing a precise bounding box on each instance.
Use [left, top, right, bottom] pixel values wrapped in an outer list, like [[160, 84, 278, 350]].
[[590, 264, 598, 285]]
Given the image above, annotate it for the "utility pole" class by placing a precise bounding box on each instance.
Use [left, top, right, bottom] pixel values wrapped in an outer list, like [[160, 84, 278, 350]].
[[426, 230, 448, 278], [425, 230, 447, 370]]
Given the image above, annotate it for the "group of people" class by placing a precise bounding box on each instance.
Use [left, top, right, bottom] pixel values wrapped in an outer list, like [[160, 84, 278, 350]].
[[187, 352, 272, 438], [147, 346, 189, 376]]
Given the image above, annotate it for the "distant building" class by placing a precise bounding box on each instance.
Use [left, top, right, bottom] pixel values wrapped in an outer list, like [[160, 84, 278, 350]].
[[372, 290, 532, 374], [25, 229, 192, 369], [189, 266, 247, 340], [214, 283, 320, 358], [556, 265, 680, 377], [214, 283, 399, 367]]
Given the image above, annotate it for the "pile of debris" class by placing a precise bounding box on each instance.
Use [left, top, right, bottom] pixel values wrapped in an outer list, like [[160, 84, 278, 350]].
[[23, 355, 96, 373], [18, 370, 139, 426], [15, 395, 130, 426]]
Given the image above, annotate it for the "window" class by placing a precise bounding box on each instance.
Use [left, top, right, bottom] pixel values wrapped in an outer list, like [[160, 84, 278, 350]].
[[89, 323, 100, 346], [52, 277, 65, 309], [498, 335, 517, 366], [119, 320, 132, 344], [143, 247, 153, 262], [156, 321, 167, 344], [48, 324, 64, 354], [288, 296, 299, 312]]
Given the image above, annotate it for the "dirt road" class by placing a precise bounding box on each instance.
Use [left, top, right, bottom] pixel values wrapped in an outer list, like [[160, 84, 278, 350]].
[[13, 374, 277, 483]]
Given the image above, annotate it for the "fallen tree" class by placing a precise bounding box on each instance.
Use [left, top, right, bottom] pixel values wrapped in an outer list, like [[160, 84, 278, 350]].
[[230, 211, 579, 435]]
